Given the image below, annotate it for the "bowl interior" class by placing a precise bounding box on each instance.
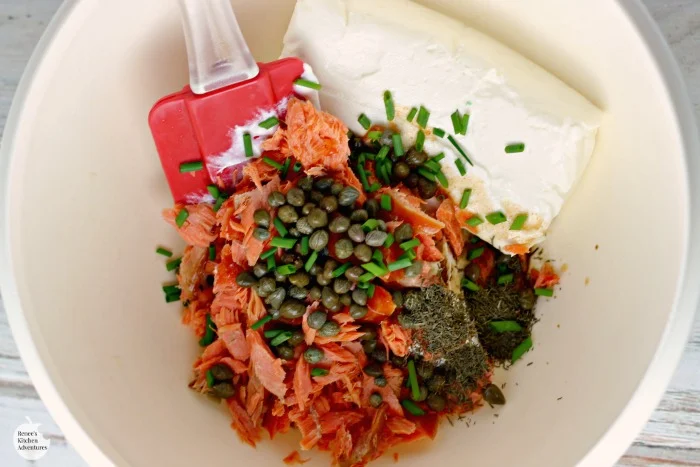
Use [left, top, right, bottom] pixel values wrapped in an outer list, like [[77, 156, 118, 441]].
[[3, 0, 692, 466]]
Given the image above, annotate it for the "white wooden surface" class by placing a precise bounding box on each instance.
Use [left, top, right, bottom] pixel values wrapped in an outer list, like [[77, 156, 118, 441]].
[[0, 0, 698, 466]]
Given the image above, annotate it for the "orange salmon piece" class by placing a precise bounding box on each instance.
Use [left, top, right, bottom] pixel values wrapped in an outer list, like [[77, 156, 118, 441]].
[[247, 330, 287, 399], [163, 203, 218, 247], [436, 198, 464, 256], [227, 398, 262, 447], [380, 321, 410, 357], [218, 323, 249, 361], [364, 286, 396, 324], [378, 187, 444, 236]]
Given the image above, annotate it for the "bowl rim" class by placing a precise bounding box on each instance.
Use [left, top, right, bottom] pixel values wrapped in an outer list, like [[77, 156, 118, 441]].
[[0, 1, 698, 466]]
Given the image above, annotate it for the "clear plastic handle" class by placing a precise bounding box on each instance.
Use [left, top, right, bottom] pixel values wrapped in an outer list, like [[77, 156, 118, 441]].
[[178, 0, 259, 94]]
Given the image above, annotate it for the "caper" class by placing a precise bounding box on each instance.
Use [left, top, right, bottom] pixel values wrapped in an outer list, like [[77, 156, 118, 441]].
[[320, 195, 339, 213], [278, 205, 299, 224], [411, 385, 429, 402], [369, 392, 383, 408], [334, 238, 354, 259], [328, 301, 343, 313], [298, 176, 313, 192], [310, 190, 324, 203], [308, 311, 328, 329], [314, 177, 333, 192], [280, 300, 306, 319], [282, 253, 296, 264], [331, 182, 344, 195], [318, 321, 341, 337], [309, 263, 322, 275], [350, 209, 369, 223], [321, 286, 339, 309], [316, 273, 331, 286], [393, 162, 410, 180], [254, 209, 271, 228], [322, 260, 338, 279], [332, 278, 351, 295], [364, 199, 379, 217], [277, 345, 295, 361], [391, 290, 403, 307], [365, 230, 388, 247], [289, 271, 310, 288], [309, 286, 322, 301], [520, 289, 536, 311], [309, 230, 329, 251], [371, 347, 387, 363], [338, 187, 360, 206], [354, 244, 372, 263], [349, 304, 368, 319], [253, 227, 270, 241], [257, 277, 277, 297], [269, 308, 281, 320], [211, 382, 235, 399], [377, 220, 387, 232], [253, 262, 268, 278], [345, 266, 364, 283], [427, 374, 446, 393], [235, 272, 257, 288], [348, 224, 366, 243], [288, 227, 301, 238], [427, 393, 446, 412], [362, 339, 377, 354], [464, 262, 481, 283], [295, 217, 314, 235], [286, 188, 306, 207], [394, 223, 414, 243], [374, 375, 387, 387], [289, 286, 308, 300], [340, 293, 351, 306], [307, 208, 328, 228], [329, 215, 350, 233], [406, 148, 428, 168], [359, 327, 377, 341], [352, 288, 368, 306], [268, 191, 286, 207], [209, 363, 234, 381], [363, 363, 383, 377], [304, 346, 325, 364], [391, 354, 408, 367], [404, 260, 423, 278], [417, 361, 434, 380], [404, 173, 419, 189], [417, 177, 437, 199], [302, 202, 315, 216], [288, 330, 305, 346], [483, 384, 506, 405]]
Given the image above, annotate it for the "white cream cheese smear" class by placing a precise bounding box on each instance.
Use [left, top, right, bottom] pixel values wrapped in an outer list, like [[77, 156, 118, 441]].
[[282, 0, 601, 253]]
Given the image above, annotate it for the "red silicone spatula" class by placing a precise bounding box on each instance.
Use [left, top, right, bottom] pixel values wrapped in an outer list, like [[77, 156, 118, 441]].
[[149, 0, 308, 204]]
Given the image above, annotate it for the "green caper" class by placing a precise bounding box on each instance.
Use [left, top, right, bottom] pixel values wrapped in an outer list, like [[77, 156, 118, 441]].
[[364, 199, 379, 217], [360, 327, 377, 341], [338, 187, 360, 206], [322, 260, 338, 279], [340, 293, 351, 306], [354, 244, 372, 263], [288, 227, 301, 238], [377, 220, 387, 232], [236, 272, 257, 288], [348, 224, 365, 243], [411, 385, 429, 402], [211, 382, 235, 399], [374, 375, 387, 387], [427, 374, 446, 393], [417, 177, 437, 199], [257, 277, 276, 297], [296, 217, 314, 235], [309, 286, 322, 301], [280, 300, 306, 319], [519, 289, 536, 310], [369, 392, 383, 408], [393, 162, 410, 180], [352, 288, 368, 306], [321, 286, 339, 309], [254, 209, 271, 228], [483, 384, 506, 405], [307, 208, 328, 228], [309, 263, 322, 275], [333, 278, 352, 295], [286, 187, 306, 207], [391, 290, 403, 307], [304, 346, 325, 364], [288, 286, 308, 300], [345, 266, 364, 283], [320, 195, 339, 213], [253, 227, 271, 241], [209, 363, 234, 381], [363, 363, 383, 377], [371, 347, 387, 363], [310, 190, 324, 203], [464, 262, 481, 283], [391, 354, 408, 367], [404, 173, 419, 189], [253, 262, 268, 278], [289, 271, 310, 287], [404, 260, 423, 278], [277, 345, 295, 361], [314, 177, 333, 192], [334, 238, 354, 259], [406, 148, 428, 168], [269, 308, 282, 320], [277, 205, 299, 224], [365, 230, 388, 247], [350, 209, 368, 223], [282, 253, 296, 264], [308, 311, 328, 329], [298, 176, 313, 192], [268, 191, 286, 207], [331, 182, 344, 195], [427, 394, 446, 412], [394, 223, 414, 243], [329, 215, 350, 233], [316, 273, 331, 286], [318, 321, 341, 337], [309, 230, 329, 251], [362, 339, 377, 354], [328, 301, 343, 313], [417, 361, 434, 380], [288, 330, 305, 346], [349, 304, 368, 319], [302, 203, 315, 216]]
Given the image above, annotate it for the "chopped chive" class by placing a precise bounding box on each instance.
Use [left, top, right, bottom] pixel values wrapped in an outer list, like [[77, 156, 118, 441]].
[[357, 281, 370, 289], [166, 257, 182, 272], [273, 218, 288, 237], [175, 209, 189, 228], [436, 171, 449, 188], [311, 368, 329, 377], [281, 158, 291, 179], [358, 113, 371, 130], [262, 157, 283, 170], [535, 287, 554, 297], [383, 90, 395, 121], [156, 247, 173, 257], [417, 167, 436, 182], [470, 236, 480, 244], [510, 214, 528, 231], [407, 360, 421, 400], [400, 238, 420, 251], [387, 258, 412, 272], [367, 283, 376, 298], [362, 262, 388, 277], [205, 370, 216, 388], [490, 320, 522, 333], [455, 158, 466, 176], [271, 237, 297, 249], [267, 256, 276, 271], [398, 249, 417, 261], [208, 244, 216, 261], [415, 130, 425, 151], [416, 106, 430, 128], [358, 272, 375, 282], [300, 236, 309, 256], [162, 284, 180, 295], [451, 111, 463, 135], [468, 247, 484, 260], [165, 293, 181, 303], [423, 159, 441, 173], [264, 329, 284, 339], [213, 196, 226, 212], [261, 247, 276, 260], [198, 314, 216, 346], [460, 189, 472, 209], [448, 135, 472, 165], [376, 162, 390, 186], [357, 162, 370, 191], [402, 399, 425, 416], [332, 262, 352, 278], [486, 211, 507, 225], [293, 161, 303, 172], [367, 130, 382, 141], [381, 194, 392, 211], [294, 78, 321, 90], [362, 219, 379, 232], [432, 153, 445, 163], [270, 330, 293, 346], [243, 133, 253, 158], [251, 315, 272, 330], [277, 264, 297, 276], [179, 161, 203, 173], [433, 127, 446, 138], [505, 143, 526, 154], [304, 251, 319, 272], [497, 273, 515, 286], [512, 336, 533, 363], [406, 107, 418, 122], [462, 278, 480, 291], [371, 249, 383, 264], [466, 215, 483, 227], [207, 185, 220, 199], [367, 182, 381, 193], [461, 114, 470, 134], [392, 134, 405, 156], [384, 233, 395, 248], [377, 145, 390, 160], [259, 116, 279, 129]]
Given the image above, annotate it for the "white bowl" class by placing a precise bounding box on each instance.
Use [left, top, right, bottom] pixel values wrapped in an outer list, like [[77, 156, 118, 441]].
[[1, 1, 698, 466]]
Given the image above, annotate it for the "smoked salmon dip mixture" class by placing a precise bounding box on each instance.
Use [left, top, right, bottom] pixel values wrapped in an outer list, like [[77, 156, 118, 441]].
[[159, 97, 559, 466]]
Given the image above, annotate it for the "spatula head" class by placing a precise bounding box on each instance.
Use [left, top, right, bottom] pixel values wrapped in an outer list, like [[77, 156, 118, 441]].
[[148, 57, 304, 203]]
